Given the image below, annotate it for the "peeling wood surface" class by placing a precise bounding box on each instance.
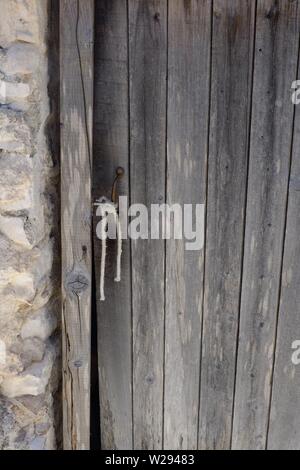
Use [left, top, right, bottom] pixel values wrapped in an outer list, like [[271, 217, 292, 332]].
[[60, 0, 94, 450]]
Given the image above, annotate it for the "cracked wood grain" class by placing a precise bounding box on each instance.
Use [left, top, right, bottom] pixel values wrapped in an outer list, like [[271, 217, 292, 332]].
[[267, 40, 300, 450], [60, 0, 94, 450], [232, 0, 300, 450]]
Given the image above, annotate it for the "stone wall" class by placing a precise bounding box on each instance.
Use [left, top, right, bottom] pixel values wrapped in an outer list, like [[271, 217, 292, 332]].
[[0, 0, 60, 449]]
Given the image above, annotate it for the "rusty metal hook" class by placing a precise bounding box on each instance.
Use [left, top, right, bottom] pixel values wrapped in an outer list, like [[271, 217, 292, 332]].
[[111, 167, 125, 204]]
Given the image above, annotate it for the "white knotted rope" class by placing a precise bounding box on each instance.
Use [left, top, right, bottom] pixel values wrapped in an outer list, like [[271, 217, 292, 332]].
[[115, 215, 122, 283], [95, 197, 122, 301]]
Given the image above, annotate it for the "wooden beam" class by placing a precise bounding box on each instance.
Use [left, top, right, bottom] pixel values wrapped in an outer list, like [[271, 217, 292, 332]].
[[93, 0, 133, 450], [60, 0, 94, 450], [198, 0, 256, 450], [232, 0, 300, 450], [164, 0, 211, 450], [267, 38, 300, 450], [129, 0, 167, 449]]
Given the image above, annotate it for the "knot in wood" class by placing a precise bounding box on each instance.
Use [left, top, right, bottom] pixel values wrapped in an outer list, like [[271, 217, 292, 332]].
[[66, 272, 89, 295], [73, 359, 83, 368], [145, 374, 155, 385]]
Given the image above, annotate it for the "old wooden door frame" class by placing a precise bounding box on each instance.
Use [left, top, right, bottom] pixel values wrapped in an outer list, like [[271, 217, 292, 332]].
[[60, 0, 94, 450]]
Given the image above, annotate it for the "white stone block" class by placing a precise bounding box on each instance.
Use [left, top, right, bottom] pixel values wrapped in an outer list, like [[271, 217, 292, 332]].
[[0, 154, 33, 211], [0, 350, 54, 398], [0, 110, 32, 154], [0, 268, 35, 306], [0, 374, 44, 398], [0, 215, 32, 248], [0, 80, 30, 103], [0, 0, 46, 47], [21, 338, 45, 365], [0, 44, 40, 76], [21, 309, 57, 342], [0, 340, 6, 367], [28, 436, 46, 450]]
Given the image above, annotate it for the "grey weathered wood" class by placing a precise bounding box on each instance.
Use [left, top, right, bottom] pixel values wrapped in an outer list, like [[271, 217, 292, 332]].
[[72, 0, 300, 450], [164, 0, 211, 450], [232, 0, 300, 450], [60, 0, 94, 450], [198, 0, 256, 450], [267, 57, 300, 450], [93, 0, 132, 450], [129, 0, 167, 450]]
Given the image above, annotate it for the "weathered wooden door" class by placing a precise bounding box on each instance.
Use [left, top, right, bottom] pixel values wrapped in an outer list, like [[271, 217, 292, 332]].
[[61, 0, 300, 450]]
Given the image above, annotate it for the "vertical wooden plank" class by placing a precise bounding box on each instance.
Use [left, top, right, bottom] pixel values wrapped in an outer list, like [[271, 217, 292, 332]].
[[60, 0, 94, 450], [232, 0, 300, 450], [198, 0, 256, 450], [164, 0, 211, 450], [129, 0, 167, 449], [93, 0, 132, 450], [267, 51, 300, 450]]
